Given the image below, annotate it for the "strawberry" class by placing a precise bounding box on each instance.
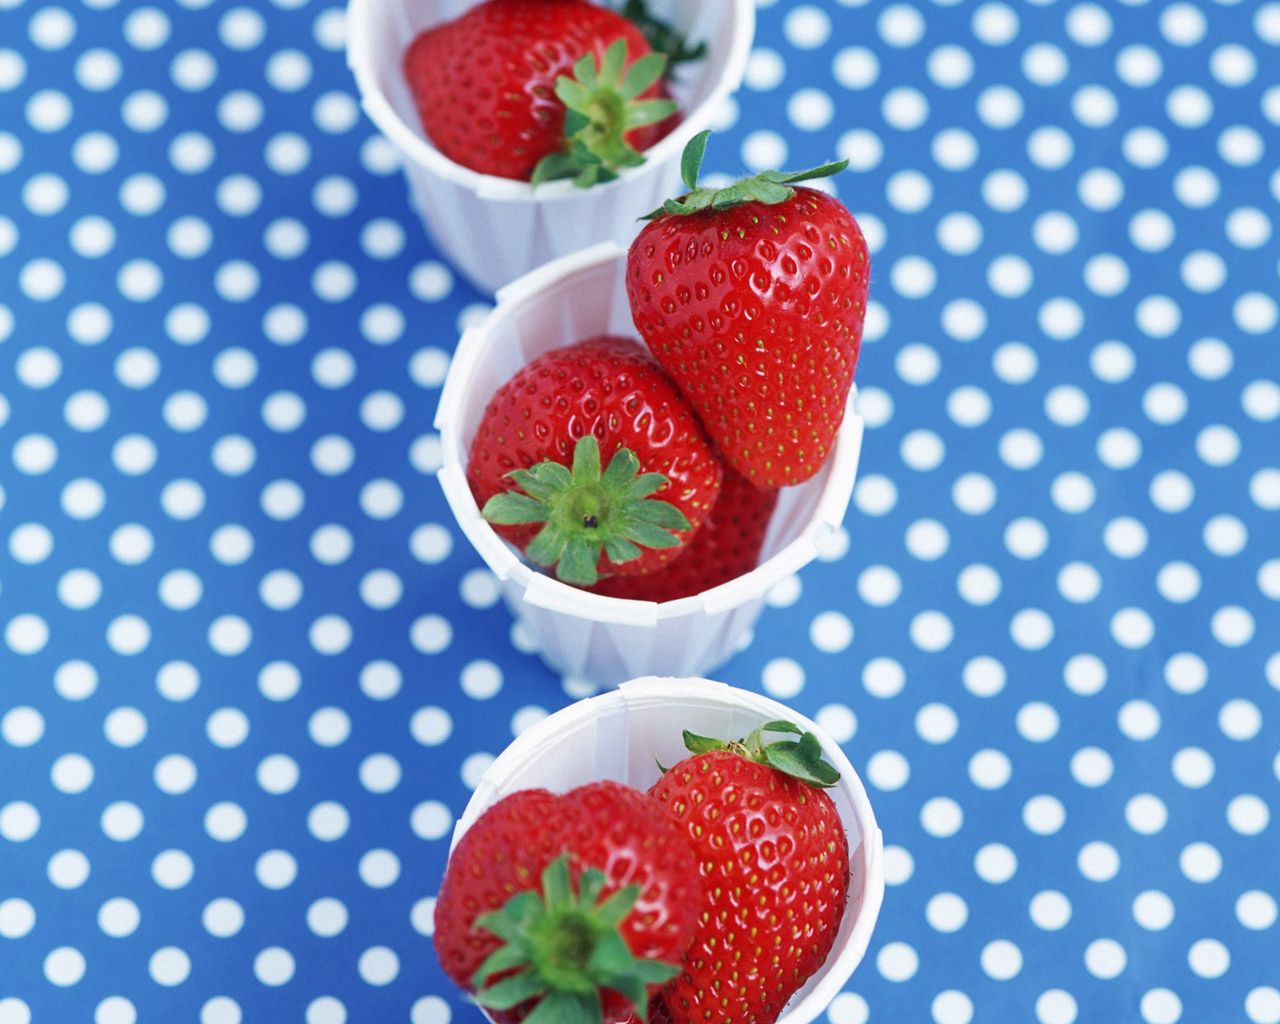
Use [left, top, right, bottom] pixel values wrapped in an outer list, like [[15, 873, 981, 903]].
[[627, 131, 870, 487], [467, 336, 723, 587], [403, 0, 685, 185], [648, 723, 850, 1024], [591, 466, 779, 602], [434, 781, 702, 1024]]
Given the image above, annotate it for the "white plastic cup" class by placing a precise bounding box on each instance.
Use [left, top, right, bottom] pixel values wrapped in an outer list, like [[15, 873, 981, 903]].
[[452, 676, 886, 1024], [346, 0, 756, 293], [435, 242, 865, 688]]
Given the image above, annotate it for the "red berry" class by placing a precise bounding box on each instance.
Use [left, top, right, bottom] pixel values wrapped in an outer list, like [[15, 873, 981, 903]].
[[404, 0, 677, 183], [648, 726, 851, 1023], [628, 132, 870, 487], [591, 466, 778, 602], [467, 337, 723, 586], [434, 781, 702, 1023]]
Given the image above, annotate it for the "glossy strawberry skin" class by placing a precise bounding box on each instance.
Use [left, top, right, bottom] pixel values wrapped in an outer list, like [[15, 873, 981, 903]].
[[627, 187, 869, 487], [404, 0, 672, 181], [648, 751, 850, 1024], [467, 336, 723, 578], [591, 466, 778, 602], [434, 781, 703, 1024]]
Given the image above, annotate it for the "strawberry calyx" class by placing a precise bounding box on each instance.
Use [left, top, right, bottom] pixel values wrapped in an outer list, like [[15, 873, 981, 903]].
[[644, 129, 849, 219], [620, 0, 708, 72], [482, 434, 691, 587], [473, 854, 678, 1024], [681, 720, 842, 788], [532, 39, 677, 189]]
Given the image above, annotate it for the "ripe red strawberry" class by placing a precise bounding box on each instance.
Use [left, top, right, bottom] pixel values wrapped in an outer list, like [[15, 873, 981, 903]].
[[627, 131, 870, 487], [648, 723, 850, 1024], [591, 466, 779, 602], [434, 781, 702, 1024], [467, 336, 723, 586], [404, 0, 683, 185]]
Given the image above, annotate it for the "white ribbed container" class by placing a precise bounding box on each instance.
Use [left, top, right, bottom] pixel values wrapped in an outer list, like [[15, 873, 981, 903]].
[[435, 242, 865, 688], [346, 0, 755, 293], [452, 676, 886, 1024]]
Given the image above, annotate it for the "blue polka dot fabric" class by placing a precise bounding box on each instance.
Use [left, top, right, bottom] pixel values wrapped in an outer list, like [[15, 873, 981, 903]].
[[1, 1, 1278, 1023]]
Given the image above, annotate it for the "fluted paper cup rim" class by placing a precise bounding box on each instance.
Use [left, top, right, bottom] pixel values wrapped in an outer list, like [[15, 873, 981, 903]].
[[452, 676, 886, 1024], [434, 241, 864, 628], [346, 0, 756, 203]]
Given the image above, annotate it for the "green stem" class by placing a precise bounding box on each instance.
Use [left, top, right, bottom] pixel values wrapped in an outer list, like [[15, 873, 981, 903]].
[[643, 129, 849, 219], [482, 435, 691, 587]]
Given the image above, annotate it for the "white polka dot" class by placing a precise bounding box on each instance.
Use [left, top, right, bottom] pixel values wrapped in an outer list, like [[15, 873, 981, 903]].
[[980, 939, 1022, 979], [863, 657, 905, 698], [876, 941, 918, 982], [359, 849, 401, 889], [1073, 84, 1118, 127], [1084, 939, 1127, 979], [200, 998, 241, 1024], [814, 704, 856, 744], [1217, 698, 1262, 744], [155, 755, 197, 795], [44, 947, 86, 987], [1172, 746, 1215, 787], [358, 947, 400, 986], [1235, 291, 1280, 334], [1247, 990, 1280, 1024], [1212, 605, 1255, 646], [410, 707, 452, 747], [937, 212, 983, 254], [411, 800, 453, 842], [152, 849, 194, 890], [1010, 607, 1053, 650], [789, 87, 835, 131], [977, 85, 1023, 128], [1070, 747, 1111, 788], [201, 899, 244, 939], [882, 845, 914, 888], [925, 893, 969, 935], [761, 657, 805, 699], [1134, 890, 1177, 932], [1228, 793, 1270, 836], [963, 656, 1006, 698], [867, 750, 910, 792], [921, 797, 963, 837], [253, 947, 295, 987], [1029, 890, 1072, 931], [307, 899, 348, 937], [207, 708, 249, 748], [104, 706, 147, 748], [209, 615, 252, 656], [255, 850, 298, 890], [462, 752, 495, 790], [157, 662, 200, 702], [98, 898, 143, 943], [975, 844, 1018, 886], [1187, 939, 1230, 979], [1117, 700, 1161, 740], [1023, 795, 1066, 835], [1126, 794, 1169, 835], [1180, 842, 1222, 883], [1078, 167, 1125, 210], [101, 802, 143, 842], [1078, 841, 1120, 881], [915, 43, 966, 90], [257, 754, 299, 795], [205, 802, 247, 842], [1238, 890, 1278, 930], [214, 261, 260, 303], [969, 749, 1011, 789]]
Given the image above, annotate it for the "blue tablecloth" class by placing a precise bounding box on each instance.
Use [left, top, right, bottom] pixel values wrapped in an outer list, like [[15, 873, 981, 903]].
[[2, 1, 1278, 1022]]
